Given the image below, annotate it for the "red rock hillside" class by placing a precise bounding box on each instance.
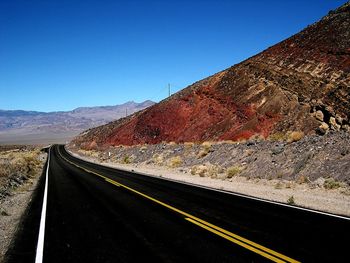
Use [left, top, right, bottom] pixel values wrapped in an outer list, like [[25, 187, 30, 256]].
[[72, 2, 350, 149]]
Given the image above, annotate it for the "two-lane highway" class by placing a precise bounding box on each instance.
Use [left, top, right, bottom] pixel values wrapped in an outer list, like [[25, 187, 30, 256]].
[[6, 145, 349, 262]]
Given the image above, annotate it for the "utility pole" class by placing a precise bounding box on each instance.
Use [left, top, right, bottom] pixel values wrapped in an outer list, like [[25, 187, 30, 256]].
[[125, 108, 128, 117], [168, 83, 171, 97]]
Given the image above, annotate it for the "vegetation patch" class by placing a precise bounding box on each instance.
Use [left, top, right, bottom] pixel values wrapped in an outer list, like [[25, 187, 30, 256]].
[[274, 182, 283, 189], [191, 165, 205, 177], [0, 147, 45, 199], [287, 196, 296, 205], [287, 131, 304, 143], [323, 178, 341, 190], [197, 141, 213, 158], [296, 175, 308, 184], [122, 155, 132, 164], [268, 132, 286, 141], [152, 153, 164, 165], [226, 166, 243, 178], [168, 156, 183, 168], [184, 142, 194, 149]]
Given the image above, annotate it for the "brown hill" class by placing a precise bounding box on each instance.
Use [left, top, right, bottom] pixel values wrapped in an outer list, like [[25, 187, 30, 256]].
[[72, 2, 350, 149]]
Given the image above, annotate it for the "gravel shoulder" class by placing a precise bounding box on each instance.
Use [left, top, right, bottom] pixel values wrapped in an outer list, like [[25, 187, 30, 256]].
[[0, 174, 42, 262], [68, 148, 350, 217]]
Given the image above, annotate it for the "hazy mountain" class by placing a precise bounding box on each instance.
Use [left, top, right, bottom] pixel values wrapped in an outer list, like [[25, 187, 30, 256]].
[[0, 100, 154, 144], [72, 2, 350, 149]]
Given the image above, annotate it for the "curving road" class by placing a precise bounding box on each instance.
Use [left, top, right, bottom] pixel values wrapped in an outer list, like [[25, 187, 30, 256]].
[[5, 145, 349, 262]]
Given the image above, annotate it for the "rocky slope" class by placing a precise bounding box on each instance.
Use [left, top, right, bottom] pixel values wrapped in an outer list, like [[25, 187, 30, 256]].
[[70, 132, 350, 185], [67, 132, 350, 216], [72, 2, 350, 149]]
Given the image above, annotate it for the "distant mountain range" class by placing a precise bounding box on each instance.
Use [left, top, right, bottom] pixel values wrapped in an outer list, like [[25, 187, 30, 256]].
[[0, 100, 154, 144]]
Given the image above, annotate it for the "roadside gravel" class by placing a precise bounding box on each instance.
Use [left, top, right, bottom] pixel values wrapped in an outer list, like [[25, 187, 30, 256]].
[[69, 149, 350, 217]]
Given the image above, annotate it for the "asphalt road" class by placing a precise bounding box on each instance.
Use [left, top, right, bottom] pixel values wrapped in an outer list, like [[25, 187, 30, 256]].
[[6, 145, 349, 262]]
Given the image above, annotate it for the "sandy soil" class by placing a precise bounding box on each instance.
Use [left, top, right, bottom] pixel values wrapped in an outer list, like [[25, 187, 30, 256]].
[[69, 151, 350, 218]]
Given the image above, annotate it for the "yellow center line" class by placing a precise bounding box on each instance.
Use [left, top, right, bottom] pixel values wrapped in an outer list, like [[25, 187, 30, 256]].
[[58, 148, 300, 263], [185, 218, 285, 263], [105, 177, 122, 187]]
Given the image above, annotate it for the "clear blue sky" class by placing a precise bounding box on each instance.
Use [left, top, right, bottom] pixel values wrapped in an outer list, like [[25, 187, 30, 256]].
[[0, 0, 347, 112]]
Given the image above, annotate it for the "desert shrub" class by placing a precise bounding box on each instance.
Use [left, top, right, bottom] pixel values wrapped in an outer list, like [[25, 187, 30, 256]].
[[0, 149, 45, 184], [197, 142, 213, 158], [152, 154, 164, 165], [190, 164, 221, 178], [276, 173, 283, 179], [190, 165, 197, 175], [226, 166, 243, 178], [249, 134, 265, 141], [274, 182, 283, 189], [122, 155, 132, 164], [287, 131, 304, 143], [296, 175, 307, 184], [202, 141, 212, 150], [0, 161, 10, 177], [168, 156, 183, 168], [207, 165, 222, 178], [190, 166, 197, 175], [191, 165, 208, 177], [268, 132, 286, 141], [80, 150, 99, 158], [323, 178, 341, 189], [184, 142, 194, 149], [23, 154, 41, 176], [287, 196, 296, 205]]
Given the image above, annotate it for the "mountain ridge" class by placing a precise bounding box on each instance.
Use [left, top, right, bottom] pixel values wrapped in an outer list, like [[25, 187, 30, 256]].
[[0, 100, 154, 144]]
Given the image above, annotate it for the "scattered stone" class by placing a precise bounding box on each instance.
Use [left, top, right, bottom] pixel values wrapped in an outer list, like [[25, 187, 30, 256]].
[[271, 144, 285, 155], [341, 149, 349, 156], [312, 177, 325, 187], [336, 115, 343, 125], [329, 117, 341, 131], [0, 208, 10, 216], [342, 124, 350, 132], [317, 122, 329, 135], [315, 110, 324, 121], [69, 132, 350, 189]]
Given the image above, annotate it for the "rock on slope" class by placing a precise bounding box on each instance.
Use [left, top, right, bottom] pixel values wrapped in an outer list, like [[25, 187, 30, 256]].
[[72, 2, 350, 149]]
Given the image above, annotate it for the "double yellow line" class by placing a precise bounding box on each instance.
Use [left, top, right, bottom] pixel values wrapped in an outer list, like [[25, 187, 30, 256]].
[[58, 148, 300, 263]]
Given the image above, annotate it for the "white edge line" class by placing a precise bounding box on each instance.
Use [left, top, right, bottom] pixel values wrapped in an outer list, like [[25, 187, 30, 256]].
[[35, 146, 51, 263], [64, 146, 350, 221]]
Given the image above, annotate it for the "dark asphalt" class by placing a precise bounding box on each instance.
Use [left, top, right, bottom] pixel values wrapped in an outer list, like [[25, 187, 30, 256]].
[[5, 145, 350, 262]]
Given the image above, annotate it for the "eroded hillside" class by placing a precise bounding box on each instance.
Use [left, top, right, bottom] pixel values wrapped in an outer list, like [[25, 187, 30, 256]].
[[72, 2, 350, 149]]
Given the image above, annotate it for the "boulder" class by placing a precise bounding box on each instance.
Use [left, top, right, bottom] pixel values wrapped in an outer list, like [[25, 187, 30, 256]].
[[317, 122, 329, 135], [315, 110, 324, 121], [329, 117, 341, 131]]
